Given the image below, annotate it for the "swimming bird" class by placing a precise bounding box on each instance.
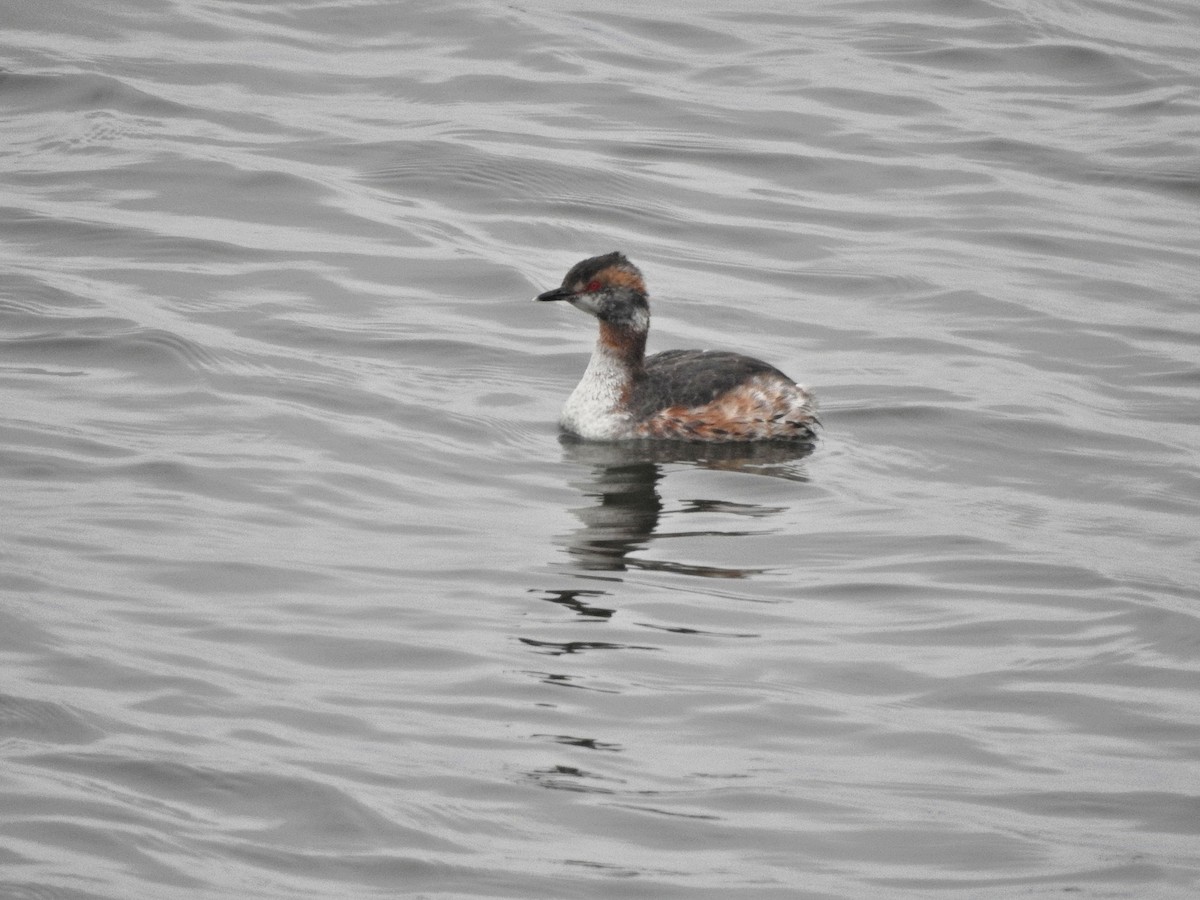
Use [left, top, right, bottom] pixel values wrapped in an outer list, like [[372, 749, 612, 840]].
[[536, 252, 817, 442]]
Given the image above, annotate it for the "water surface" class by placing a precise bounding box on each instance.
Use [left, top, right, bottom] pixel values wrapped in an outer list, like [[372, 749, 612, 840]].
[[3, 1, 1199, 898]]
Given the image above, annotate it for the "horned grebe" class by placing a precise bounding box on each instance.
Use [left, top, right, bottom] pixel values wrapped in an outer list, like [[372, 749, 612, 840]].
[[536, 252, 817, 442]]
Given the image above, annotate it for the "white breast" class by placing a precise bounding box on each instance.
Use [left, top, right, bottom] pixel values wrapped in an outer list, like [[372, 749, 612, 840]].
[[559, 345, 634, 440]]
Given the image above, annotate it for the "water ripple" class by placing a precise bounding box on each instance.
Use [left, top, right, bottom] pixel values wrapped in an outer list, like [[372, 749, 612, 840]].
[[3, 1, 1199, 898]]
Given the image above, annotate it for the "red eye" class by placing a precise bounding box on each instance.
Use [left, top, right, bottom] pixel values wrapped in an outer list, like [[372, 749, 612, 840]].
[[585, 279, 602, 292]]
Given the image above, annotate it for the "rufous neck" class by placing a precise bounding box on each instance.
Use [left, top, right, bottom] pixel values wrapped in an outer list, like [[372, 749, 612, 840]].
[[597, 321, 647, 373]]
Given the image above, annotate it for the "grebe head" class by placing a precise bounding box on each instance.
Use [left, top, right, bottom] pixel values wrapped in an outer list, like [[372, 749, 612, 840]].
[[536, 251, 649, 332]]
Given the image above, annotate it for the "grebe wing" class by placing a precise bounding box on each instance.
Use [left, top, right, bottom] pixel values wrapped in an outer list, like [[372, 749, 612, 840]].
[[634, 350, 793, 414]]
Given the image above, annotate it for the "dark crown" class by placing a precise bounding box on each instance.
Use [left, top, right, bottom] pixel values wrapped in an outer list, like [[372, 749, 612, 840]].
[[562, 251, 642, 290]]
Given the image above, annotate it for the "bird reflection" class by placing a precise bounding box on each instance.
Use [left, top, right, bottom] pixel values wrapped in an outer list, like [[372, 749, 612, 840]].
[[518, 438, 815, 773], [555, 436, 814, 577], [539, 589, 614, 619]]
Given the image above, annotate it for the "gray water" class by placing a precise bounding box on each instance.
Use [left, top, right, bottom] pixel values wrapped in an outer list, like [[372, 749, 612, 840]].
[[3, 2, 1199, 898]]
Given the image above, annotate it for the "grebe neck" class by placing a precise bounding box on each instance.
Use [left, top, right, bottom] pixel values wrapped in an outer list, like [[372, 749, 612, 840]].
[[597, 321, 647, 375], [558, 321, 647, 439]]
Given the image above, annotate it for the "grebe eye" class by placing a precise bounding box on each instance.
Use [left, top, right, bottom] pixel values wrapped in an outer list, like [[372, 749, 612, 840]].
[[585, 279, 602, 292]]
